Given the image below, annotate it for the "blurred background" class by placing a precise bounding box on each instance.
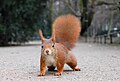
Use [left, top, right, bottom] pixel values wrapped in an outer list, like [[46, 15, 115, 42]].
[[0, 0, 120, 46]]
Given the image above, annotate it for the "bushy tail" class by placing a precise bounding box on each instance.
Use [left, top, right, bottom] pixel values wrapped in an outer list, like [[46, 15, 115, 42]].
[[52, 14, 81, 50]]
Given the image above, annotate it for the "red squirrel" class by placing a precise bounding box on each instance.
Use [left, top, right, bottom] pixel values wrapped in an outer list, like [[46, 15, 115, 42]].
[[38, 14, 81, 76]]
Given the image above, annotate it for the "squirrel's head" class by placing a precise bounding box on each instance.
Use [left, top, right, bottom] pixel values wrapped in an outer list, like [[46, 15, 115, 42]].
[[39, 30, 56, 56]]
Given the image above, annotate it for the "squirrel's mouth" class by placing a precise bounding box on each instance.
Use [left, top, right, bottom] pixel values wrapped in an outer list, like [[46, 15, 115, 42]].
[[46, 53, 50, 55], [44, 48, 52, 55]]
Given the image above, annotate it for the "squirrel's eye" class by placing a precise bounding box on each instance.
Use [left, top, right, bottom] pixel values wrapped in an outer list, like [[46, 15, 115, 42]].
[[41, 46, 43, 48], [52, 44, 54, 48]]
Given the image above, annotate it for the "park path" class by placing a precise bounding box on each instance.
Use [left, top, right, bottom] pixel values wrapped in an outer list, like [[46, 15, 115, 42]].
[[0, 42, 120, 81]]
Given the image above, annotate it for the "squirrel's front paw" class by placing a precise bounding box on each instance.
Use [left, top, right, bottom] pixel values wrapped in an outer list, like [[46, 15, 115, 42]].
[[38, 72, 45, 76], [54, 72, 62, 76]]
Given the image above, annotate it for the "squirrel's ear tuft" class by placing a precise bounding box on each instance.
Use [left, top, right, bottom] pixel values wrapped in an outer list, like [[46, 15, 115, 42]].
[[51, 29, 56, 43], [39, 29, 45, 43], [52, 34, 55, 43]]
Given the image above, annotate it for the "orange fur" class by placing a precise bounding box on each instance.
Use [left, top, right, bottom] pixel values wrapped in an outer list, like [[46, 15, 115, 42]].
[[38, 14, 81, 76], [52, 14, 81, 50]]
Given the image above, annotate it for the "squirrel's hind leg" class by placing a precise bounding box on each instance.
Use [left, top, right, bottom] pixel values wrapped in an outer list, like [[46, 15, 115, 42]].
[[66, 51, 81, 71], [67, 62, 80, 71]]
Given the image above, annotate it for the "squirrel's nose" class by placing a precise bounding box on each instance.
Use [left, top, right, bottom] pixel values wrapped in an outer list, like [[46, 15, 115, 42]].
[[46, 50, 49, 54]]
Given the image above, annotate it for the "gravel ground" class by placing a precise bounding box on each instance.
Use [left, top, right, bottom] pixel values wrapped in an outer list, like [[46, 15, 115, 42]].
[[0, 42, 120, 81]]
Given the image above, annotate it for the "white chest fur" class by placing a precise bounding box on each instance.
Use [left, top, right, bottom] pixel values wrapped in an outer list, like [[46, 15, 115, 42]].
[[46, 55, 56, 67]]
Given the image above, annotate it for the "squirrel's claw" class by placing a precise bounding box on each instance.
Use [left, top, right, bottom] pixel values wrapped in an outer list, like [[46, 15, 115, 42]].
[[38, 72, 45, 76], [73, 68, 81, 71], [54, 72, 62, 76]]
